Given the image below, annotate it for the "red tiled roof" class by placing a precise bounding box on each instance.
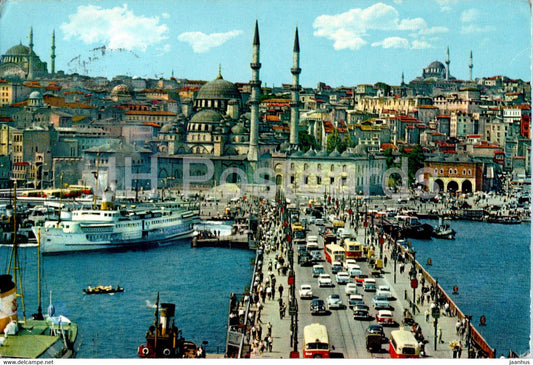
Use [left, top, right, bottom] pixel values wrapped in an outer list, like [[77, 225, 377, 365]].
[[142, 122, 161, 128], [381, 143, 397, 150], [266, 115, 281, 122], [125, 110, 176, 116]]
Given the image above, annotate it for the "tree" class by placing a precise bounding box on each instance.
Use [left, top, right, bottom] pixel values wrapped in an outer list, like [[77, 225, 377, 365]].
[[326, 130, 347, 153], [405, 144, 425, 185], [298, 130, 319, 152]]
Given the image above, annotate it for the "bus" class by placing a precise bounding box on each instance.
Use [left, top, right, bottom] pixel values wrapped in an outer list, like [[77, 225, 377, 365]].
[[343, 238, 363, 260], [324, 243, 345, 264], [302, 323, 330, 358], [389, 328, 420, 358]]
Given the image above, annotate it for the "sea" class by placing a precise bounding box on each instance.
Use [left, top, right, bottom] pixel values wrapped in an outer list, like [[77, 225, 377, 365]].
[[1, 219, 530, 358], [413, 219, 531, 357]]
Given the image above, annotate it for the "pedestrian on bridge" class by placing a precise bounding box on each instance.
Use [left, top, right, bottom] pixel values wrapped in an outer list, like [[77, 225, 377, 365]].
[[278, 284, 284, 299]]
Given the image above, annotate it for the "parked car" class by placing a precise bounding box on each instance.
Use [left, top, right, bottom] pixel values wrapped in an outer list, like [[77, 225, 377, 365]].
[[345, 283, 358, 295], [326, 294, 343, 310], [318, 274, 334, 287], [335, 271, 350, 285], [312, 265, 325, 277], [366, 324, 386, 339], [299, 284, 313, 299], [366, 324, 386, 352], [363, 278, 377, 292], [377, 285, 393, 298], [310, 299, 328, 315], [331, 261, 343, 274], [372, 295, 392, 310], [353, 305, 370, 320], [376, 310, 395, 325], [348, 294, 364, 309], [343, 259, 360, 272]]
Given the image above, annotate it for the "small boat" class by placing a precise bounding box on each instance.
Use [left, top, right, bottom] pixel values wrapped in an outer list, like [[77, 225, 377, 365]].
[[138, 293, 203, 358], [83, 285, 124, 295], [432, 218, 456, 240]]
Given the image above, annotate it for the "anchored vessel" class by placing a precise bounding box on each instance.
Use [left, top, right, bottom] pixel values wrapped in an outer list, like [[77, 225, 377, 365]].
[[32, 198, 198, 254]]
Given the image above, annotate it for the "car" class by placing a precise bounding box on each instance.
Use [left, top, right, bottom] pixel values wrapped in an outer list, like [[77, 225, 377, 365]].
[[376, 310, 395, 325], [372, 295, 392, 310], [353, 305, 370, 320], [335, 271, 350, 285], [363, 278, 377, 292], [309, 216, 316, 224], [366, 324, 386, 338], [377, 285, 393, 299], [355, 274, 369, 285], [326, 294, 343, 310], [310, 250, 323, 262], [331, 261, 343, 274], [312, 265, 325, 277], [348, 294, 364, 309], [349, 268, 362, 278], [299, 284, 313, 299], [318, 274, 334, 287], [343, 259, 360, 272], [345, 283, 358, 295], [310, 299, 327, 315], [315, 219, 324, 226]]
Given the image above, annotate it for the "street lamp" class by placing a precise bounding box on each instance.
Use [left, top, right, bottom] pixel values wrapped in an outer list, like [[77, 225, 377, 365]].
[[409, 249, 417, 315]]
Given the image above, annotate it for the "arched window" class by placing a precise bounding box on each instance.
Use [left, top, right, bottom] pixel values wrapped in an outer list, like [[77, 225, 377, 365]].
[[330, 165, 335, 172]]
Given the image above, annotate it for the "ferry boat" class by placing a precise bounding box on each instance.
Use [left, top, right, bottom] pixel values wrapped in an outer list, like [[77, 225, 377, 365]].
[[32, 199, 198, 254]]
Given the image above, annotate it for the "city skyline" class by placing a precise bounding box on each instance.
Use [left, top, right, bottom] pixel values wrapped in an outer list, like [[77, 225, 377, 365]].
[[0, 0, 530, 87]]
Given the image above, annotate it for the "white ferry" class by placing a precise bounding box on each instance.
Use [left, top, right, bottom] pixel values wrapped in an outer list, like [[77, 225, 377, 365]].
[[32, 200, 198, 254]]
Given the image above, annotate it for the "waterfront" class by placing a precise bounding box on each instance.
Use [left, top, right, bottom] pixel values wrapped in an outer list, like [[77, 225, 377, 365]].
[[3, 221, 252, 358], [412, 219, 530, 356]]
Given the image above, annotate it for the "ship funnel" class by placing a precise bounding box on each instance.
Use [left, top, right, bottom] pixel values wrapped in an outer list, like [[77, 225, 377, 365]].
[[160, 303, 175, 335], [0, 275, 17, 333], [101, 189, 114, 210]]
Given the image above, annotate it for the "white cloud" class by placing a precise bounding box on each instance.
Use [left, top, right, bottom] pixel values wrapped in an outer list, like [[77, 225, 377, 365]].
[[162, 12, 170, 19], [411, 39, 433, 49], [60, 4, 168, 51], [313, 3, 442, 51], [460, 8, 479, 23], [435, 0, 460, 12], [461, 24, 495, 34], [178, 30, 242, 53], [372, 37, 410, 49]]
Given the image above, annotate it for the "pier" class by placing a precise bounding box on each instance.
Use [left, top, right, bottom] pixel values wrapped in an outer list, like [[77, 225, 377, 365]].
[[221, 195, 499, 359]]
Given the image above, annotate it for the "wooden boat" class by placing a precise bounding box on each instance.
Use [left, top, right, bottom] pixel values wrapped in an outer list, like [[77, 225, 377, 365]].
[[83, 285, 124, 295], [138, 293, 203, 358], [432, 218, 456, 239]]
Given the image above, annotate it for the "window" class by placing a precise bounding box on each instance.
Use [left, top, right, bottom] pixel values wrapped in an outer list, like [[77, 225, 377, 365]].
[[290, 175, 295, 184], [330, 177, 335, 184], [317, 176, 322, 185], [330, 165, 334, 172], [462, 169, 466, 175], [304, 176, 309, 185]]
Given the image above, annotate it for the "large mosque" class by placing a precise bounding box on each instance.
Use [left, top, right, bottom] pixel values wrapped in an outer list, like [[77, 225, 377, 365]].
[[0, 28, 55, 80]]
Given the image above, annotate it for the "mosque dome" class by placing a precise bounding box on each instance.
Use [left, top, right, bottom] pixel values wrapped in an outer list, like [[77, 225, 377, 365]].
[[5, 44, 32, 56], [111, 84, 131, 96], [160, 123, 174, 134], [29, 91, 42, 99], [190, 109, 224, 124], [427, 61, 445, 70], [196, 73, 241, 101], [231, 124, 246, 135]]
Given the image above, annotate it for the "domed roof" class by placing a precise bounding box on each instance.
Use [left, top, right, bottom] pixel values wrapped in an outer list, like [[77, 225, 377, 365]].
[[316, 149, 328, 158], [5, 44, 32, 56], [111, 84, 131, 96], [329, 149, 341, 158], [196, 73, 241, 101], [426, 61, 445, 69], [190, 109, 224, 124], [29, 91, 42, 99], [160, 124, 174, 133], [303, 149, 316, 158], [231, 123, 246, 134]]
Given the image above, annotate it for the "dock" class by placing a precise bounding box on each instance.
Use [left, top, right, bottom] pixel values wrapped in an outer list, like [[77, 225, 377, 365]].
[[191, 234, 250, 249]]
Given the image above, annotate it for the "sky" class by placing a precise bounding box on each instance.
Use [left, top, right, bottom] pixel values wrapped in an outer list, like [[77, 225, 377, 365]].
[[0, 0, 531, 88]]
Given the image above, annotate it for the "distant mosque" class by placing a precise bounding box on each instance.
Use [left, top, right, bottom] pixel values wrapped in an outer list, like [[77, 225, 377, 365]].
[[0, 27, 56, 80], [415, 47, 474, 82]]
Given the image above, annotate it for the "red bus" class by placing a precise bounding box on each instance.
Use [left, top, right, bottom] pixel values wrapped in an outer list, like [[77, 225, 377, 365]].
[[389, 329, 420, 358], [324, 243, 345, 264], [343, 238, 363, 260], [303, 323, 330, 358]]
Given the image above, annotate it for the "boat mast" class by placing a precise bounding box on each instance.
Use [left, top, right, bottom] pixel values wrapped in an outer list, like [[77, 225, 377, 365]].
[[93, 151, 100, 210], [7, 181, 26, 323], [36, 228, 43, 319], [57, 174, 63, 227]]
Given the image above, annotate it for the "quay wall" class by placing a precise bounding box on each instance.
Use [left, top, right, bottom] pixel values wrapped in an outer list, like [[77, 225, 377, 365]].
[[396, 241, 496, 358]]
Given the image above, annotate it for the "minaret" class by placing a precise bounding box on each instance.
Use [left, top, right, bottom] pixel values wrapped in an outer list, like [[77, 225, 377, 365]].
[[401, 72, 405, 85], [445, 46, 450, 81], [247, 20, 261, 162], [289, 27, 301, 147], [469, 51, 473, 81], [51, 30, 56, 75], [27, 27, 34, 80]]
